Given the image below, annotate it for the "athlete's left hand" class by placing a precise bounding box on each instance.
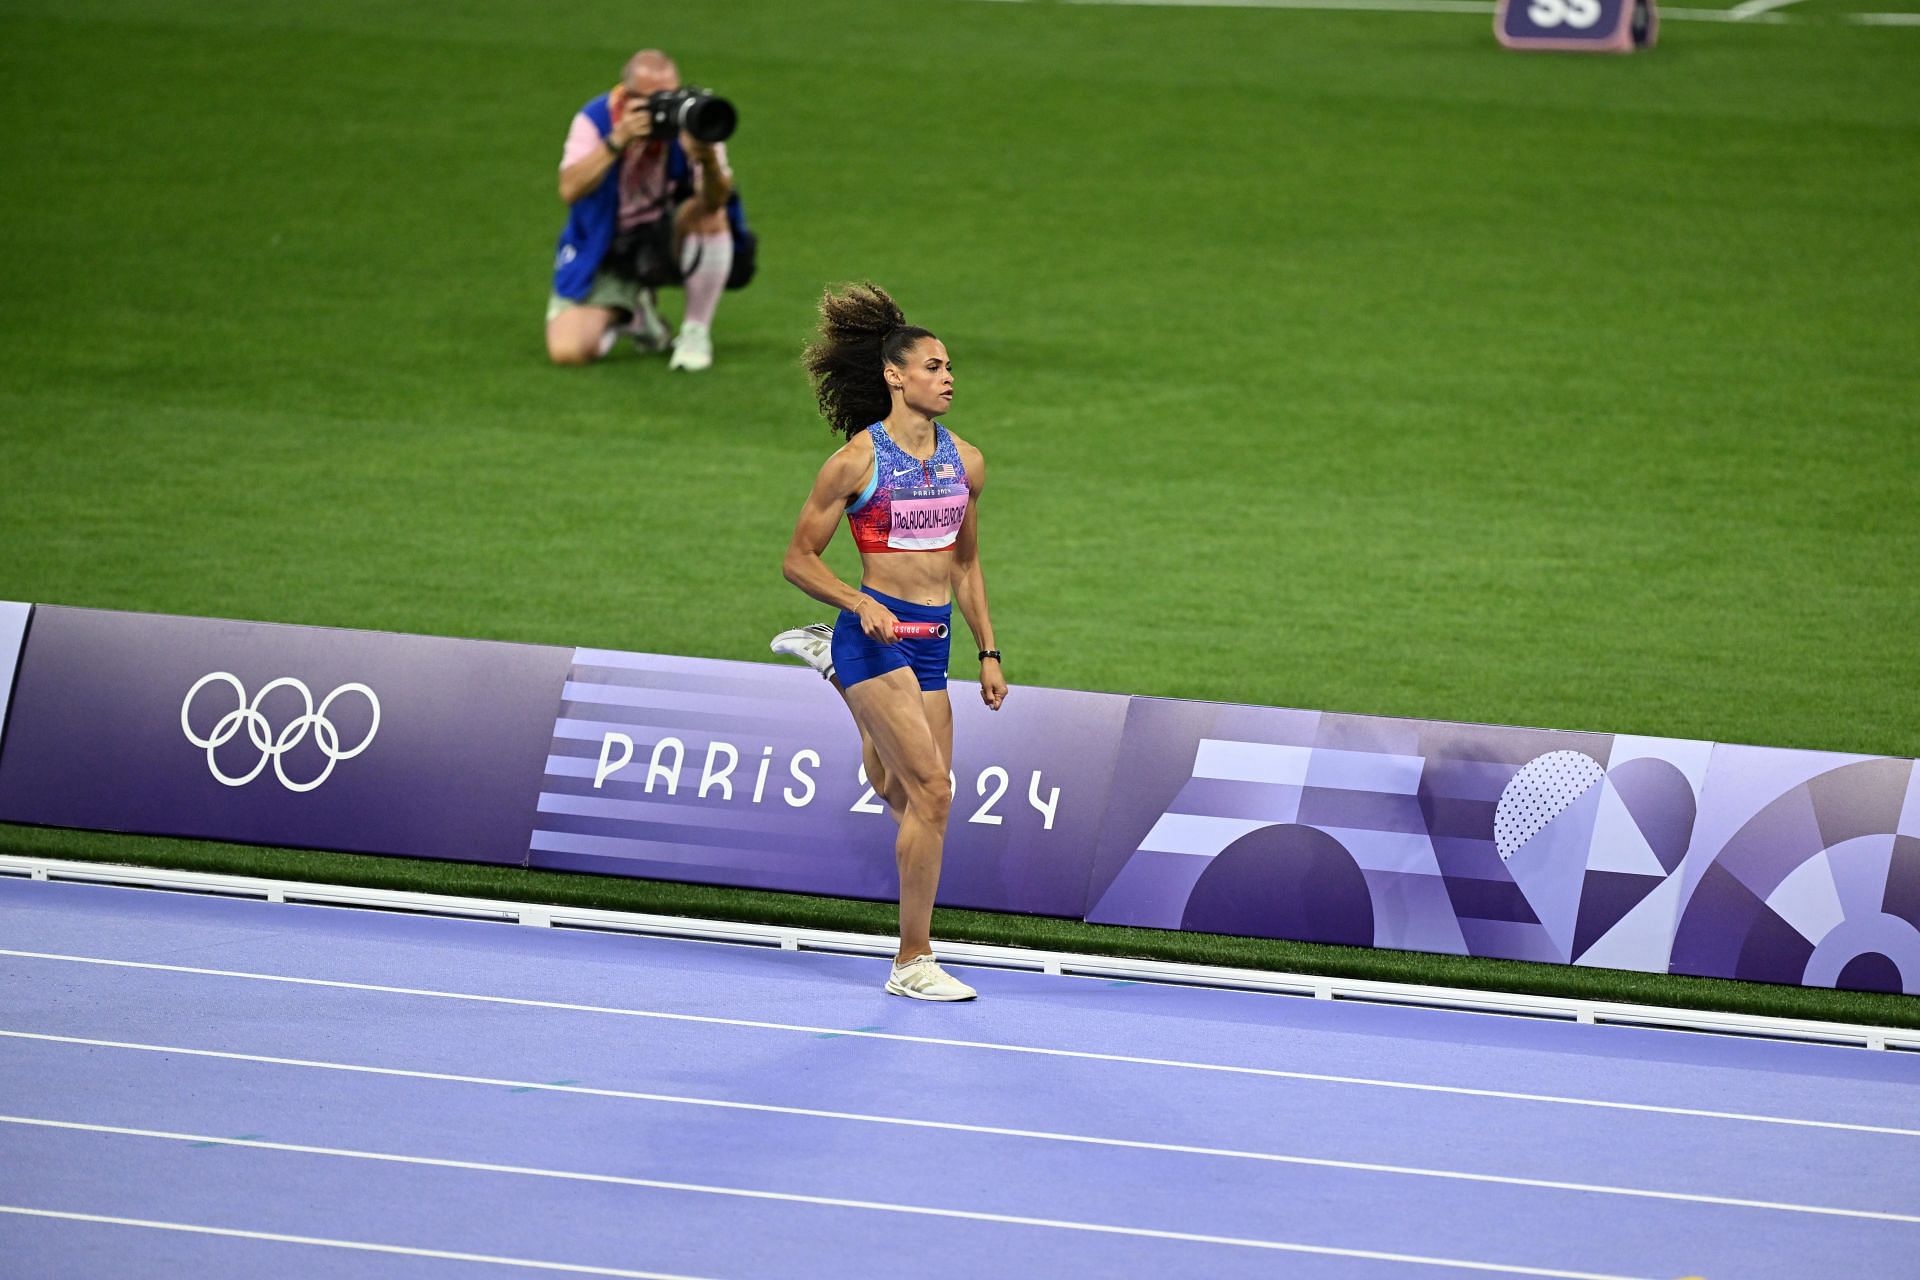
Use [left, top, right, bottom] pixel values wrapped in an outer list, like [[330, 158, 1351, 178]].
[[980, 659, 1006, 711]]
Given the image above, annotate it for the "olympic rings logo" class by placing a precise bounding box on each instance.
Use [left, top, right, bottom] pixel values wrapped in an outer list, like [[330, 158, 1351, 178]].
[[180, 672, 381, 793]]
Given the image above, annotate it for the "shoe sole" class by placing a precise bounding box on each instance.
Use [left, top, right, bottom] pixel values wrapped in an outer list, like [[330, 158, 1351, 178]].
[[885, 979, 977, 1001], [769, 635, 834, 680]]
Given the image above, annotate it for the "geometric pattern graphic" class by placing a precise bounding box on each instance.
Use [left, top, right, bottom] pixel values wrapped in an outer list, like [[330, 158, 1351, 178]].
[[1085, 701, 1918, 994], [0, 601, 28, 758], [1668, 749, 1920, 994], [1496, 750, 1605, 861], [1085, 699, 1740, 976]]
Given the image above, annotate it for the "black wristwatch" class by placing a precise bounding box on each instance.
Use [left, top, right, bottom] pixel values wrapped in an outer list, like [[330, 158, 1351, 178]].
[[978, 650, 1001, 663]]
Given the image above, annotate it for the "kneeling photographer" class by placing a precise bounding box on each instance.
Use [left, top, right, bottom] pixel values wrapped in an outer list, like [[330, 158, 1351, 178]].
[[546, 49, 756, 372]]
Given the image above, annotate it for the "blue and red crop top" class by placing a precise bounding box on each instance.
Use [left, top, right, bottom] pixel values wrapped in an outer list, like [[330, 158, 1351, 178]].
[[846, 423, 970, 554]]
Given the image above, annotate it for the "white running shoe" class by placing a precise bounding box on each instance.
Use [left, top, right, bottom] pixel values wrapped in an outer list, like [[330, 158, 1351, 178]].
[[770, 623, 835, 680], [629, 288, 671, 354], [669, 320, 713, 371], [886, 955, 978, 1002]]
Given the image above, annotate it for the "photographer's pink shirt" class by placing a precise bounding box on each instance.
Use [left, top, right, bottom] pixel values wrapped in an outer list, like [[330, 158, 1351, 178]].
[[562, 114, 731, 232]]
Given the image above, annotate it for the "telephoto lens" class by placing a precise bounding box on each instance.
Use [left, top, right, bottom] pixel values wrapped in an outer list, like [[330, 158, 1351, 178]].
[[648, 87, 737, 143]]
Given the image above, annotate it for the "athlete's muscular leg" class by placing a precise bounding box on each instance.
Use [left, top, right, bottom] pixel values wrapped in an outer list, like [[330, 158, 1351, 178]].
[[914, 690, 953, 835], [922, 688, 954, 777], [844, 669, 951, 963], [864, 731, 908, 823], [832, 676, 907, 823], [863, 692, 948, 824]]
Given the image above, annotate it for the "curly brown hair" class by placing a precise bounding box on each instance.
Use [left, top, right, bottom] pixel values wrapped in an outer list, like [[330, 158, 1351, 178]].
[[801, 283, 937, 439]]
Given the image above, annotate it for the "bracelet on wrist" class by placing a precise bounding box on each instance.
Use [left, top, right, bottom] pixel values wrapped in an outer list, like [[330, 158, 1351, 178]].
[[603, 136, 625, 157], [978, 650, 1001, 664]]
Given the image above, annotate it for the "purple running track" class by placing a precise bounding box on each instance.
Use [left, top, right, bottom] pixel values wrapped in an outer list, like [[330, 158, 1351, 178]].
[[0, 876, 1916, 1280]]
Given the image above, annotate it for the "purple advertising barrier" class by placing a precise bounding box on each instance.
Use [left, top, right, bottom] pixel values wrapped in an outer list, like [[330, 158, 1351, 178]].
[[6, 602, 1913, 994], [0, 606, 573, 865], [526, 649, 1130, 916], [1083, 697, 1717, 973], [0, 602, 28, 755], [1081, 696, 1920, 993]]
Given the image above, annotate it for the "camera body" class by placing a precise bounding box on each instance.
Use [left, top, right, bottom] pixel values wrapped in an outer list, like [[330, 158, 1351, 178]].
[[644, 87, 737, 143]]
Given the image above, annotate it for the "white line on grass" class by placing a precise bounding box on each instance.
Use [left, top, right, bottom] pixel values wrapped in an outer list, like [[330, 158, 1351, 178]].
[[1726, 0, 1802, 18], [0, 1124, 1664, 1279], [4, 1056, 1911, 1223], [1849, 11, 1920, 21], [1660, 5, 1791, 18], [3, 949, 1912, 1137], [0, 1206, 716, 1279], [974, 0, 1798, 21], [1061, 0, 1497, 13]]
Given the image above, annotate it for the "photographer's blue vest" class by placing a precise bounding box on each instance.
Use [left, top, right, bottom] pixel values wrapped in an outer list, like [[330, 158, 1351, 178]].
[[551, 93, 754, 301], [552, 94, 620, 301]]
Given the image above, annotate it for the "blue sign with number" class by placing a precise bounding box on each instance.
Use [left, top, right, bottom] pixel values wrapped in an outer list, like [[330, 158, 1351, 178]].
[[1497, 0, 1657, 51]]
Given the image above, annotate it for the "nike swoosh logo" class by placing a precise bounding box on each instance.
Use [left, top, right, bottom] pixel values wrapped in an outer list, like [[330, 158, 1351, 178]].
[[892, 467, 915, 477]]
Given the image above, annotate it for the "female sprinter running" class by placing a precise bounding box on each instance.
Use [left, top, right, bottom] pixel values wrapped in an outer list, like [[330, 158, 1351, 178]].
[[772, 283, 1005, 1001]]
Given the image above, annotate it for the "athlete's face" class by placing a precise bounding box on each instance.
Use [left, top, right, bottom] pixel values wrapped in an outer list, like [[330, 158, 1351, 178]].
[[888, 338, 954, 417]]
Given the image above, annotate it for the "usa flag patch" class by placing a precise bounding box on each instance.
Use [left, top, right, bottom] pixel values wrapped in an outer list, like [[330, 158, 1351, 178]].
[[934, 463, 955, 479]]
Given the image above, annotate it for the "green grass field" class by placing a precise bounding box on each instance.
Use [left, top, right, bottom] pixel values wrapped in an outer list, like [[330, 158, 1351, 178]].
[[2, 0, 1916, 1024]]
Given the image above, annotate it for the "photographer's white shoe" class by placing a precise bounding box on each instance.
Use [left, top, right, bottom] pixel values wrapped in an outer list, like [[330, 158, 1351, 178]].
[[670, 321, 713, 372], [630, 289, 671, 354], [770, 623, 835, 680]]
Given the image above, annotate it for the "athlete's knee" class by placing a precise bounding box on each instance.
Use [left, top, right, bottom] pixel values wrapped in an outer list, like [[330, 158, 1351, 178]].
[[904, 773, 951, 826]]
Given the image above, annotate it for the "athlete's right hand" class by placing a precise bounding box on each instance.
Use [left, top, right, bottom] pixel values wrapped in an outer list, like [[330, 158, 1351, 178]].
[[853, 596, 899, 644]]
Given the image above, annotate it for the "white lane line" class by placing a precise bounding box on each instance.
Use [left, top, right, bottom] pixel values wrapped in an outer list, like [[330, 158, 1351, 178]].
[[4, 949, 1914, 1137], [0, 1122, 1662, 1278], [0, 1206, 715, 1279], [4, 1051, 1912, 1224], [1850, 11, 1920, 21]]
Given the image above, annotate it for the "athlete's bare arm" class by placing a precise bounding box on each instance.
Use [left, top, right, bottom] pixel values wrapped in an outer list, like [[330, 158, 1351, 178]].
[[948, 437, 1004, 710], [781, 435, 900, 641]]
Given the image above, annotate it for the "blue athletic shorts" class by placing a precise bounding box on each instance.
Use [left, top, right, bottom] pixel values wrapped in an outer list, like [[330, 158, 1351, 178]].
[[832, 586, 951, 692]]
